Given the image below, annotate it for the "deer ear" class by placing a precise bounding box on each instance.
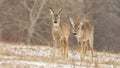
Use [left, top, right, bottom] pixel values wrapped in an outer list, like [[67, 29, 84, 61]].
[[49, 7, 54, 15], [69, 17, 75, 27], [58, 8, 62, 15]]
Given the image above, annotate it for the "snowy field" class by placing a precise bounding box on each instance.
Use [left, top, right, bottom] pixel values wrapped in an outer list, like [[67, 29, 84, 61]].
[[0, 43, 120, 68]]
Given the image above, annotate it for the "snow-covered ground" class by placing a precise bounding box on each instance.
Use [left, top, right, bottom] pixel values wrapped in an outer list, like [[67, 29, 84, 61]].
[[0, 43, 120, 68]]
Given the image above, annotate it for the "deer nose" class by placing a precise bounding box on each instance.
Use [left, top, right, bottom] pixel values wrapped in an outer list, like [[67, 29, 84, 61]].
[[73, 33, 77, 35], [54, 21, 57, 23]]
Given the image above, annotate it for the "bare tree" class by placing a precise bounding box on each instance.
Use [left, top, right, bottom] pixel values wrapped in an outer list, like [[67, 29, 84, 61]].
[[23, 0, 46, 44], [0, 0, 5, 41], [0, 0, 4, 6]]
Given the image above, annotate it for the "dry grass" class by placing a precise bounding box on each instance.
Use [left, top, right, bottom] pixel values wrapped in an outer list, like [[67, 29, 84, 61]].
[[0, 42, 120, 68]]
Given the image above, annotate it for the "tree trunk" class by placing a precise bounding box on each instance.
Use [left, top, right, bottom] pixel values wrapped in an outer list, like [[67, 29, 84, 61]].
[[26, 0, 46, 44]]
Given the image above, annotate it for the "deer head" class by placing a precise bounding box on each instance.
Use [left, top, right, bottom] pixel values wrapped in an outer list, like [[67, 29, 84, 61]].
[[49, 7, 62, 26]]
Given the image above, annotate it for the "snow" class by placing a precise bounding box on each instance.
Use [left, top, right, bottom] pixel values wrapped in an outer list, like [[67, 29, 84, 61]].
[[0, 43, 120, 68]]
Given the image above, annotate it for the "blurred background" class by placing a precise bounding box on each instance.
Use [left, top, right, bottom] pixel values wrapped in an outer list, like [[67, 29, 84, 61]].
[[0, 0, 120, 53]]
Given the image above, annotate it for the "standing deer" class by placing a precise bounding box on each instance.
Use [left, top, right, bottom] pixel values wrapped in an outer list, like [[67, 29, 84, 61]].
[[49, 7, 70, 59], [70, 16, 94, 61]]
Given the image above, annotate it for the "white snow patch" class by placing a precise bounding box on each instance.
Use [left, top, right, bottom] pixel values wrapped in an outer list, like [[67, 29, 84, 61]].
[[0, 44, 120, 68]]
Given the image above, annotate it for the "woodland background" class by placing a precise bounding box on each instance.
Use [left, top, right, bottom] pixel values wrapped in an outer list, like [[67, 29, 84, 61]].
[[0, 0, 120, 53]]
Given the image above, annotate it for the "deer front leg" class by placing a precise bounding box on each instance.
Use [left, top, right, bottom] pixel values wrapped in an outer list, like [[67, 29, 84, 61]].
[[78, 41, 83, 61], [78, 41, 81, 54], [62, 38, 68, 59], [82, 41, 86, 61], [53, 39, 57, 59], [60, 39, 64, 58], [84, 41, 87, 55], [80, 41, 84, 61], [89, 37, 94, 62]]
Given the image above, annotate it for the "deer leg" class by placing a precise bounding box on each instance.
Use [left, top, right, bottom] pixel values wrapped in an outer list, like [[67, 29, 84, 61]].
[[52, 39, 56, 61], [60, 39, 64, 58], [81, 41, 86, 61], [78, 41, 81, 54], [80, 41, 84, 61], [63, 39, 66, 58], [78, 41, 82, 61], [84, 42, 87, 55], [82, 41, 86, 61], [65, 39, 69, 58], [63, 38, 68, 59], [90, 37, 94, 62]]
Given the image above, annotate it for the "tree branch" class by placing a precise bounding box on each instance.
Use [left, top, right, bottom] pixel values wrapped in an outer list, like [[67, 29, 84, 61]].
[[22, 0, 31, 11]]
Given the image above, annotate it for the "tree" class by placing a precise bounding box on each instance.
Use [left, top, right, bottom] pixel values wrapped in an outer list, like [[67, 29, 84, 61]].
[[23, 0, 46, 44]]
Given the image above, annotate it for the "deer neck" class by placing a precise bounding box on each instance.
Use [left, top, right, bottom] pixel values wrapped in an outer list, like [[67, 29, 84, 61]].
[[52, 23, 61, 32]]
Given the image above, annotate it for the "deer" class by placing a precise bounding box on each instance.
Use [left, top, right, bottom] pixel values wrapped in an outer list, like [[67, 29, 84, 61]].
[[49, 7, 70, 59], [69, 16, 94, 61]]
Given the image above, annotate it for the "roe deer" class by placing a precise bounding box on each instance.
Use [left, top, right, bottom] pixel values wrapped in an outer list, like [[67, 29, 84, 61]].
[[49, 7, 70, 58], [70, 16, 94, 61]]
